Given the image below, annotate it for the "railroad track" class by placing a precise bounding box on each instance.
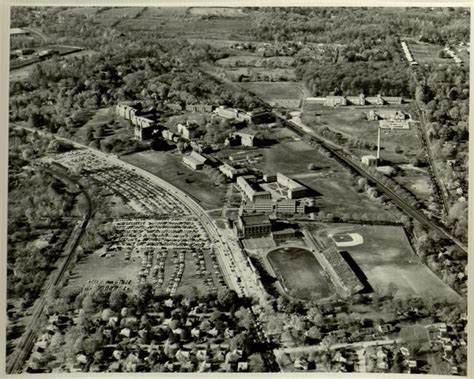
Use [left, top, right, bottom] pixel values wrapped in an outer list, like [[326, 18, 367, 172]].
[[6, 173, 91, 374], [283, 118, 468, 255]]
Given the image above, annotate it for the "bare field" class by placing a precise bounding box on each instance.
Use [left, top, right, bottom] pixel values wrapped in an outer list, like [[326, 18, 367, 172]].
[[314, 224, 462, 301]]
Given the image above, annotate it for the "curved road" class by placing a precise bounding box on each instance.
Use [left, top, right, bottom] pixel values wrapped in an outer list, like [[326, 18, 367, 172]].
[[10, 124, 247, 297]]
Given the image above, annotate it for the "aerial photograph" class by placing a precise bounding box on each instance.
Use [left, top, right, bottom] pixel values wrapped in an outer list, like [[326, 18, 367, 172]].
[[5, 6, 469, 375]]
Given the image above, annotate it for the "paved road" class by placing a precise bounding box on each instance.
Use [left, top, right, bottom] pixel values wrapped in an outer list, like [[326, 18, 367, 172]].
[[279, 116, 467, 255], [415, 103, 450, 214], [10, 123, 249, 297], [276, 337, 402, 355], [6, 167, 92, 374]]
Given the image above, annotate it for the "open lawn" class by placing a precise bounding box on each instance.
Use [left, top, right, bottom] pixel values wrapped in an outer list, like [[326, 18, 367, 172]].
[[249, 140, 394, 220], [304, 107, 421, 159], [266, 247, 335, 300], [314, 224, 462, 301], [407, 41, 454, 65], [122, 150, 227, 210], [238, 81, 303, 100], [301, 107, 434, 201]]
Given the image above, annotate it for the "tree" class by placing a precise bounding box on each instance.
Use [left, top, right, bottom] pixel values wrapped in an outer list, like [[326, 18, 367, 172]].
[[109, 289, 128, 312]]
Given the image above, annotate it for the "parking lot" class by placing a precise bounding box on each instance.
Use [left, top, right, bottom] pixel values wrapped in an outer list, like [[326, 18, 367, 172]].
[[46, 149, 227, 296], [47, 150, 191, 216]]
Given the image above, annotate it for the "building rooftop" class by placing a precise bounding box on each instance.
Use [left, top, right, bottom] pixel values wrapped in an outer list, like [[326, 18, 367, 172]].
[[10, 28, 29, 35], [240, 214, 271, 227]]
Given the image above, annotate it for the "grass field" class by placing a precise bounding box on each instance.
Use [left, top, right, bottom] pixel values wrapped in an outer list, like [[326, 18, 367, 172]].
[[238, 82, 303, 100], [267, 247, 334, 300], [122, 150, 227, 210], [314, 224, 462, 301], [407, 42, 453, 65], [249, 140, 394, 219], [301, 106, 434, 200]]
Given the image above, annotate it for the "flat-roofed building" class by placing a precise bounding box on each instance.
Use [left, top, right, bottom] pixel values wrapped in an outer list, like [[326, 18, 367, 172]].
[[276, 172, 310, 199], [237, 214, 272, 239], [242, 199, 276, 214], [236, 175, 271, 202], [214, 106, 240, 120], [241, 198, 307, 215], [276, 199, 297, 213], [367, 109, 408, 121], [182, 151, 207, 170], [272, 228, 296, 242], [219, 163, 248, 180], [177, 122, 199, 139], [325, 94, 403, 107], [225, 132, 256, 147], [362, 155, 378, 167], [379, 119, 410, 130], [186, 103, 213, 113]]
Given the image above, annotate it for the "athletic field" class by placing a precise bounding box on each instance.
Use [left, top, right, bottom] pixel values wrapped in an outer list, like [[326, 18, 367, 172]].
[[266, 247, 334, 301]]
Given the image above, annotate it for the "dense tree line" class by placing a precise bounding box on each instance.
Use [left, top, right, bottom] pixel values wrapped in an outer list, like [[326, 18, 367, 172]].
[[250, 7, 469, 45], [414, 64, 468, 242], [8, 129, 78, 308], [299, 61, 414, 97]]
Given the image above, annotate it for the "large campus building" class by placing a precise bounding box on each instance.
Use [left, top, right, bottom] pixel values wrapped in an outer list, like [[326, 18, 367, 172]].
[[236, 175, 272, 202], [225, 132, 256, 147], [241, 198, 307, 215], [367, 109, 411, 130], [236, 214, 272, 239], [306, 94, 403, 107], [324, 94, 403, 107], [182, 151, 207, 170], [177, 122, 199, 139], [276, 172, 310, 199], [219, 163, 248, 180], [214, 106, 272, 124], [116, 103, 160, 141]]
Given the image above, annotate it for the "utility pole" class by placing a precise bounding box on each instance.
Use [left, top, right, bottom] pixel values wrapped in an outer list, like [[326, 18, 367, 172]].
[[376, 126, 381, 160]]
